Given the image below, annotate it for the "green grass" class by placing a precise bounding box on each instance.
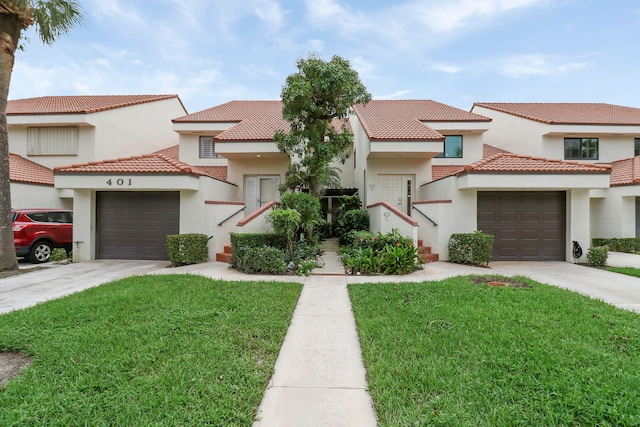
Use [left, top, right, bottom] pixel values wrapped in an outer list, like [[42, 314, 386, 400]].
[[605, 266, 640, 278], [0, 274, 301, 426], [349, 276, 640, 426]]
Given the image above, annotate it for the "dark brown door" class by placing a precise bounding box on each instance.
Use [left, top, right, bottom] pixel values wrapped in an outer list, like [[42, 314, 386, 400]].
[[96, 191, 180, 260], [477, 191, 566, 261], [636, 198, 640, 238]]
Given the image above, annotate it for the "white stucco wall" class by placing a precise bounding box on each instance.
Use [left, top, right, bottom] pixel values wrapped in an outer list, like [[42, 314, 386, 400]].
[[471, 105, 640, 163], [430, 132, 486, 165], [368, 203, 418, 244], [8, 98, 186, 170], [226, 157, 289, 203], [10, 183, 72, 210], [592, 185, 640, 239]]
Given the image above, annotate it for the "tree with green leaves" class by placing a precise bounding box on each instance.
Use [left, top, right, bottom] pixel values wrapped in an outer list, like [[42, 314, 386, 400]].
[[275, 54, 371, 198], [0, 0, 83, 271]]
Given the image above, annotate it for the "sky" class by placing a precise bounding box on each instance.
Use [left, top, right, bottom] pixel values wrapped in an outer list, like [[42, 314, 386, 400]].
[[9, 0, 640, 114]]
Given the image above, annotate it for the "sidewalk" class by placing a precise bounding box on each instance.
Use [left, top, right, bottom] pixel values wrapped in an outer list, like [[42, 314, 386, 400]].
[[253, 240, 377, 426]]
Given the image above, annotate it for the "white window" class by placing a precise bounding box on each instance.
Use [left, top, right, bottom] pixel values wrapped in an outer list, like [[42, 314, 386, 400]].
[[200, 136, 221, 158], [27, 127, 79, 156]]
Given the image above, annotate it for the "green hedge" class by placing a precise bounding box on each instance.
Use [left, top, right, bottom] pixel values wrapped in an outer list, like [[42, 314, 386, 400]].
[[592, 238, 640, 253], [229, 233, 287, 271], [166, 233, 209, 266], [448, 230, 494, 266], [233, 246, 287, 274]]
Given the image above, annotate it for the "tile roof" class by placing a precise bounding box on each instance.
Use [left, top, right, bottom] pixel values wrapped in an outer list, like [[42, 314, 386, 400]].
[[55, 154, 201, 176], [610, 156, 640, 186], [173, 100, 350, 142], [153, 144, 180, 159], [461, 153, 611, 174], [483, 143, 511, 158], [474, 102, 640, 125], [54, 154, 230, 183], [432, 165, 465, 180], [7, 95, 181, 115], [353, 100, 491, 141], [9, 153, 54, 186]]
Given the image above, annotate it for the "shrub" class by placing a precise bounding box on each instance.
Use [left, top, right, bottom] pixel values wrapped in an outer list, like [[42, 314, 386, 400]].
[[381, 242, 422, 275], [50, 248, 69, 263], [339, 229, 423, 275], [166, 233, 209, 266], [279, 192, 322, 243], [267, 208, 301, 253], [337, 194, 362, 216], [345, 230, 375, 248], [229, 233, 286, 270], [335, 209, 369, 245], [448, 230, 494, 266], [233, 246, 287, 274], [591, 238, 640, 253], [587, 245, 608, 267]]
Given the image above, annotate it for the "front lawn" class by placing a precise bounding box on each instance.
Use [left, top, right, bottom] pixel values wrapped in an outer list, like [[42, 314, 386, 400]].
[[350, 276, 640, 426], [0, 275, 301, 426], [605, 266, 640, 278]]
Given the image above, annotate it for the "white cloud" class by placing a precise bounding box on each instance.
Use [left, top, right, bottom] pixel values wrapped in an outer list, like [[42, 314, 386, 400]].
[[350, 56, 376, 82], [496, 54, 587, 77], [432, 62, 463, 73], [375, 89, 415, 100], [408, 0, 547, 33], [254, 0, 287, 30]]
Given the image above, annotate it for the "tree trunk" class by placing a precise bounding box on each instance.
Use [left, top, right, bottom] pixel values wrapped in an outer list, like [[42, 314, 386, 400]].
[[0, 14, 23, 271]]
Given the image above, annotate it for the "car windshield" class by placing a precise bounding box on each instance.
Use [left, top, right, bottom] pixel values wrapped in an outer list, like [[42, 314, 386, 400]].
[[11, 212, 17, 222]]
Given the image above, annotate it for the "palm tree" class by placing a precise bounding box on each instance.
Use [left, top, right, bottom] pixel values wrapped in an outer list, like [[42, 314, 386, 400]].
[[0, 1, 82, 271]]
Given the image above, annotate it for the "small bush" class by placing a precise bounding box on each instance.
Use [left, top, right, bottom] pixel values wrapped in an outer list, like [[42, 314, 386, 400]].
[[50, 248, 69, 263], [279, 192, 322, 243], [335, 209, 369, 245], [587, 245, 608, 267], [339, 229, 423, 275], [448, 230, 494, 266], [166, 234, 209, 266], [234, 246, 287, 274]]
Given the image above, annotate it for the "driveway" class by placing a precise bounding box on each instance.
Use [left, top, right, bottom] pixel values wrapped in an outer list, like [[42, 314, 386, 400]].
[[0, 260, 168, 314]]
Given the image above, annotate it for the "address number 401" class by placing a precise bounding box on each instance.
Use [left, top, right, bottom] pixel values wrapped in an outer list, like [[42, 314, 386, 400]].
[[106, 178, 132, 186]]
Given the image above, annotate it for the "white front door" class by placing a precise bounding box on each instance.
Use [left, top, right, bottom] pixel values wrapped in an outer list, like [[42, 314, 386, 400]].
[[379, 174, 414, 215], [245, 176, 280, 214]]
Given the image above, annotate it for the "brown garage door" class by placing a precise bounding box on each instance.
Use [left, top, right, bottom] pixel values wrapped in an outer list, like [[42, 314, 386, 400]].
[[96, 191, 179, 260], [477, 191, 566, 261]]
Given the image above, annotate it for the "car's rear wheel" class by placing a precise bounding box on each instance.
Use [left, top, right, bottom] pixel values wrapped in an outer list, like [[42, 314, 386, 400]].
[[28, 241, 53, 263]]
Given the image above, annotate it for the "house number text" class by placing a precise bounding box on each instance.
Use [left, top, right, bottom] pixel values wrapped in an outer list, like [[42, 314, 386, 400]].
[[106, 178, 132, 186]]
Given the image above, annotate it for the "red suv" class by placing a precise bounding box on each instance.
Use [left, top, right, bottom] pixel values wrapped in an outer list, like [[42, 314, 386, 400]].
[[12, 209, 73, 263]]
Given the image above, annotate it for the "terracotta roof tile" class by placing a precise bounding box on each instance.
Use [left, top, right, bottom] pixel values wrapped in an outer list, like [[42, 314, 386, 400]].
[[474, 102, 640, 125], [54, 154, 231, 183], [8, 95, 181, 115], [354, 100, 491, 141], [9, 153, 54, 186], [153, 144, 180, 159], [192, 166, 229, 182], [432, 165, 465, 180], [462, 153, 611, 174], [610, 156, 640, 186], [173, 100, 349, 142], [54, 154, 200, 176], [483, 143, 512, 157]]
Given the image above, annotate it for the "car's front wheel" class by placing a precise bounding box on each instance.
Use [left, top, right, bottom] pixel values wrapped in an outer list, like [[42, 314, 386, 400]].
[[28, 241, 53, 263]]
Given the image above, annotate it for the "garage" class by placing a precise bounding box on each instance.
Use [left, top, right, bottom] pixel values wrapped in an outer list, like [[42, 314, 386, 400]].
[[477, 191, 566, 261], [96, 191, 179, 260]]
